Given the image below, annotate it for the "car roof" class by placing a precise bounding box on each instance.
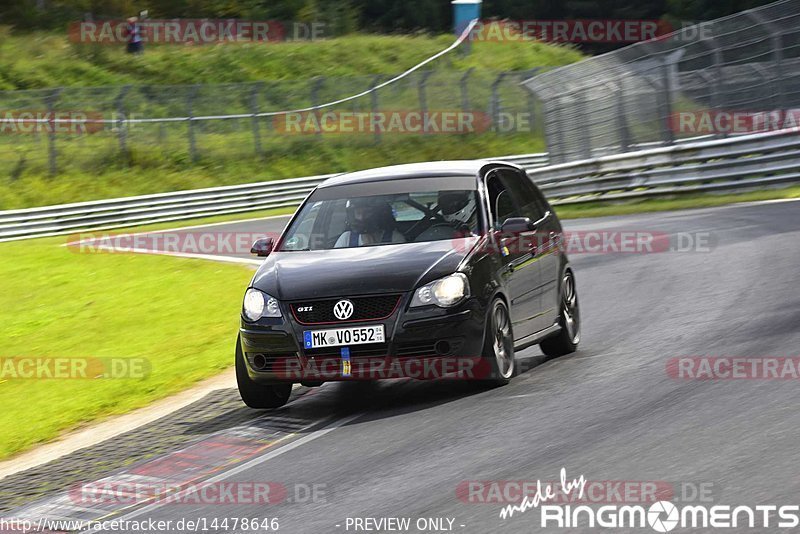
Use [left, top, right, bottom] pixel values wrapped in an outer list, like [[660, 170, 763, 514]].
[[318, 160, 519, 188]]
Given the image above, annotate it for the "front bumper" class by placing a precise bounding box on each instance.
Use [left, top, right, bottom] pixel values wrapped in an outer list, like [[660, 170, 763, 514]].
[[239, 294, 486, 383]]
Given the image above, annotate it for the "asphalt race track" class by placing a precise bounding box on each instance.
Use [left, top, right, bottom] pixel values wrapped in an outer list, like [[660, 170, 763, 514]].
[[7, 199, 800, 533]]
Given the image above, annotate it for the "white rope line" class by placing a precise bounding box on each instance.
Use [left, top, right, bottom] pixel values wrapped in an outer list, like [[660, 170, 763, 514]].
[[11, 19, 479, 125]]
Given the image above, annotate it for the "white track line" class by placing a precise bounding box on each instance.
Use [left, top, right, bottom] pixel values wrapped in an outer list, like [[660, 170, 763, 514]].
[[61, 213, 291, 247], [93, 245, 263, 266], [61, 213, 292, 265]]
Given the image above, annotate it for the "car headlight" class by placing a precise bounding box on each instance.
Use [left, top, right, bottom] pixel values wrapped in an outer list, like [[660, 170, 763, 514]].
[[410, 273, 469, 308], [243, 288, 281, 321]]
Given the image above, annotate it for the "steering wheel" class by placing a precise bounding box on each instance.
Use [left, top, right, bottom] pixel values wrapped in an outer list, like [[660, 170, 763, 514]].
[[407, 211, 447, 239]]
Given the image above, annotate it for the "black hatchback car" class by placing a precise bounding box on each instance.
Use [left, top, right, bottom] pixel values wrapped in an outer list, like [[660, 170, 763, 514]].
[[237, 161, 580, 408]]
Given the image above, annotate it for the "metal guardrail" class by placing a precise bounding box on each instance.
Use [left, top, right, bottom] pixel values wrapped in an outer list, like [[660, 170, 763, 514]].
[[536, 129, 800, 204], [0, 153, 548, 241], [1, 131, 798, 242], [0, 174, 335, 241]]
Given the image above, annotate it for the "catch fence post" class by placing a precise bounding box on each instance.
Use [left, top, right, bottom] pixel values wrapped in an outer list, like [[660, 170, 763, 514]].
[[187, 85, 200, 163], [114, 85, 132, 160], [46, 88, 62, 176], [490, 72, 506, 132], [311, 77, 325, 138], [418, 71, 433, 133], [250, 82, 264, 158], [370, 75, 381, 144]]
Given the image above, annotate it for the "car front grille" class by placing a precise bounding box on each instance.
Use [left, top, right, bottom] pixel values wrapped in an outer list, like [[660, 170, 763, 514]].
[[289, 294, 402, 325]]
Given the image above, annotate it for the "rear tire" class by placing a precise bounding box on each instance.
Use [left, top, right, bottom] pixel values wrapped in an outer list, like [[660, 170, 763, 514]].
[[540, 269, 580, 358], [481, 298, 516, 385], [236, 338, 292, 409]]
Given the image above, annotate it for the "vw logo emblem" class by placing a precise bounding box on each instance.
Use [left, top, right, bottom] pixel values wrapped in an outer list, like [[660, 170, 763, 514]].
[[333, 299, 354, 320]]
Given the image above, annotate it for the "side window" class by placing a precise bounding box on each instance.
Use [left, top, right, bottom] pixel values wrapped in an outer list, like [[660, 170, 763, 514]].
[[282, 201, 322, 250], [486, 174, 517, 229], [497, 169, 546, 222], [324, 199, 349, 246], [530, 185, 552, 217], [286, 199, 348, 250]]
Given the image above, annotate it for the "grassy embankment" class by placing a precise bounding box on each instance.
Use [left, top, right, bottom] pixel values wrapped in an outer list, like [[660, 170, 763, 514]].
[[0, 31, 582, 209]]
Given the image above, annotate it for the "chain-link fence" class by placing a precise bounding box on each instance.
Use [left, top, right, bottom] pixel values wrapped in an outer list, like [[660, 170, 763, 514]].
[[0, 68, 543, 178], [525, 0, 800, 164]]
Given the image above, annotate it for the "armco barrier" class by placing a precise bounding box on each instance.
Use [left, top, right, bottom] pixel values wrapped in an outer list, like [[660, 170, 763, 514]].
[[0, 153, 546, 241], [1, 132, 798, 242], [534, 128, 800, 203]]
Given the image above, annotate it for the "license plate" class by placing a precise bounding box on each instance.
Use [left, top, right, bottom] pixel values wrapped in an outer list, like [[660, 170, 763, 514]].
[[303, 325, 385, 349]]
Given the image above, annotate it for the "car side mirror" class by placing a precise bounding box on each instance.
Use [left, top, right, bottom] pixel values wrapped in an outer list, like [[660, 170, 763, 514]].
[[500, 217, 534, 235], [250, 237, 274, 257]]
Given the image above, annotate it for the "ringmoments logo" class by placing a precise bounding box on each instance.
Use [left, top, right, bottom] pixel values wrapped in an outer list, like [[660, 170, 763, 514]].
[[499, 468, 800, 531]]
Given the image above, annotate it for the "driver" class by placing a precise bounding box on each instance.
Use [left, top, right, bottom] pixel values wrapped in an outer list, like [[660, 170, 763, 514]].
[[437, 190, 477, 234], [335, 197, 405, 247]]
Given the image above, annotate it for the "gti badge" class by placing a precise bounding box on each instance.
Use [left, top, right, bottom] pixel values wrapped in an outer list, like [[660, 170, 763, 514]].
[[333, 299, 354, 320]]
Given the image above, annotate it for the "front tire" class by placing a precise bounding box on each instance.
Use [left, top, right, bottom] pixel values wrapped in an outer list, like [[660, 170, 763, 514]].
[[236, 338, 292, 409], [540, 269, 580, 358], [481, 298, 516, 385]]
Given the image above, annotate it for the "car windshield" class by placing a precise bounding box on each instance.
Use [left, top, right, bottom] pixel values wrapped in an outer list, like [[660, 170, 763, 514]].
[[279, 177, 482, 251]]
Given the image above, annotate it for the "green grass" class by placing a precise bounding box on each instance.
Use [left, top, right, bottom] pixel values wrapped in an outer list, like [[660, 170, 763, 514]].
[[0, 133, 547, 209], [0, 224, 261, 459], [554, 186, 800, 219], [0, 31, 582, 89], [0, 31, 581, 209]]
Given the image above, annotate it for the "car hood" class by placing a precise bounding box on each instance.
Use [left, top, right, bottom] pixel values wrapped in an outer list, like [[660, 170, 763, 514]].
[[251, 238, 479, 300]]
